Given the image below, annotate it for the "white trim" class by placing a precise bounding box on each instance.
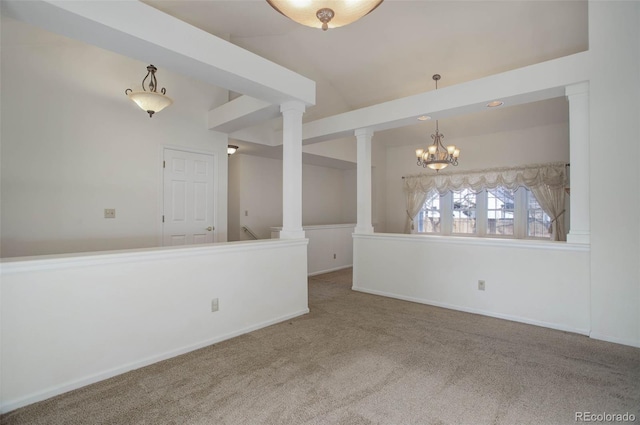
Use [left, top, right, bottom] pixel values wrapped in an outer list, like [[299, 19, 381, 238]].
[[0, 308, 310, 414], [353, 233, 589, 252], [352, 286, 590, 336], [589, 332, 640, 349], [271, 223, 355, 232], [308, 264, 353, 277], [163, 144, 217, 158], [0, 239, 309, 275]]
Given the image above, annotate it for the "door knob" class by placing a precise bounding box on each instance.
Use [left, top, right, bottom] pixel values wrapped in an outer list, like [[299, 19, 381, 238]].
[[206, 226, 213, 231]]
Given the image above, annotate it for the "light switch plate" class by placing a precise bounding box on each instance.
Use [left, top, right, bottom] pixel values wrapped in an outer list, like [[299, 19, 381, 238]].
[[104, 209, 116, 219]]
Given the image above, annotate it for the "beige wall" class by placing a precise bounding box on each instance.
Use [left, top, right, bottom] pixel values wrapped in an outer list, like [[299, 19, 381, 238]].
[[383, 121, 570, 234], [0, 17, 229, 257], [227, 153, 356, 241]]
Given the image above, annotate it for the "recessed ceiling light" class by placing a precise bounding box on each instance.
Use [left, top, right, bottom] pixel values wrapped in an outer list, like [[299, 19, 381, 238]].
[[418, 115, 432, 121], [487, 100, 504, 107]]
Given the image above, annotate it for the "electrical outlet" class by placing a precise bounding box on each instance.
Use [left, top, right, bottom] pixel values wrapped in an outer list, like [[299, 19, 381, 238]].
[[478, 280, 486, 291], [104, 209, 116, 219], [211, 298, 219, 312]]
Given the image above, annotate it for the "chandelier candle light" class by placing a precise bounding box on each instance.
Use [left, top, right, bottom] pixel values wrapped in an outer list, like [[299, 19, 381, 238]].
[[266, 0, 383, 31], [415, 74, 460, 171], [125, 65, 173, 118]]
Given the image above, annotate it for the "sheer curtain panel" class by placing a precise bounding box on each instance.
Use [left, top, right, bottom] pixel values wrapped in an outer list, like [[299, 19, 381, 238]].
[[403, 178, 430, 233]]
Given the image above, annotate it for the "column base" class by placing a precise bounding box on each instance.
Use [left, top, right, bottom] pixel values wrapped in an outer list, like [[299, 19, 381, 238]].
[[279, 229, 306, 239], [567, 231, 590, 244], [354, 226, 374, 234]]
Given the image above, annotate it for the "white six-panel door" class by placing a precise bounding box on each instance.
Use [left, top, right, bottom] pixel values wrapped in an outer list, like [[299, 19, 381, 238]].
[[163, 148, 215, 246]]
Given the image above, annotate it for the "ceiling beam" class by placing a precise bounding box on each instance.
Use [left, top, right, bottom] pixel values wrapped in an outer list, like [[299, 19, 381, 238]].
[[1, 0, 316, 106], [296, 52, 590, 145], [208, 96, 280, 134]]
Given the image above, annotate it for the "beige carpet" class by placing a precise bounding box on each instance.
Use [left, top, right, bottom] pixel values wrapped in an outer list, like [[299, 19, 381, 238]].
[[2, 268, 639, 425]]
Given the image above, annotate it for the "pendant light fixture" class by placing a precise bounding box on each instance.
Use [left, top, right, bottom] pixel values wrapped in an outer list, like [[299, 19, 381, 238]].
[[266, 0, 383, 31], [415, 74, 460, 171], [125, 65, 173, 118]]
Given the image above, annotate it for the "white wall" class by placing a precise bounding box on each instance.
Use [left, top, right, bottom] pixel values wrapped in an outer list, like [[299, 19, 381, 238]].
[[372, 141, 387, 232], [342, 168, 358, 223], [303, 163, 353, 225], [227, 153, 356, 241], [303, 137, 356, 163], [353, 234, 590, 334], [384, 122, 569, 233], [0, 17, 229, 257], [227, 150, 242, 241], [0, 239, 309, 413], [271, 223, 355, 275], [228, 154, 283, 241], [355, 2, 640, 349], [587, 1, 640, 347]]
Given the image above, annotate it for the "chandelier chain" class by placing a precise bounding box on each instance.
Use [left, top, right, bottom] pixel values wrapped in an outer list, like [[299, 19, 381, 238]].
[[415, 74, 460, 171]]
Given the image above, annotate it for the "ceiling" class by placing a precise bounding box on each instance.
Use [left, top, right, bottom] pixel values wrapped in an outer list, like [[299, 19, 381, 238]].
[[8, 0, 589, 165], [143, 1, 587, 116]]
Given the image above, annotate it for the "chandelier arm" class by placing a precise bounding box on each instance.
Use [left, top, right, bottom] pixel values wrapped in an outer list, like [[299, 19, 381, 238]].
[[141, 70, 151, 92], [149, 72, 157, 93]]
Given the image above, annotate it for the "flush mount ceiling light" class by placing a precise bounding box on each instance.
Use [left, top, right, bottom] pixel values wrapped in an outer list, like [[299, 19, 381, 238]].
[[487, 100, 504, 107], [227, 145, 239, 156], [125, 65, 172, 118], [415, 74, 460, 172], [266, 0, 383, 31], [417, 115, 432, 121]]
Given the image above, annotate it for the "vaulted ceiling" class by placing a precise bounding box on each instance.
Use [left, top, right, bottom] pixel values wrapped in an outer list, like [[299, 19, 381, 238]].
[[3, 0, 589, 162], [143, 0, 588, 155]]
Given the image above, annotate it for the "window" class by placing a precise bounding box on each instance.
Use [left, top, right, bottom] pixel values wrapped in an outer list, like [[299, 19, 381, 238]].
[[452, 189, 476, 234], [487, 188, 514, 236], [416, 191, 440, 233], [415, 187, 552, 240]]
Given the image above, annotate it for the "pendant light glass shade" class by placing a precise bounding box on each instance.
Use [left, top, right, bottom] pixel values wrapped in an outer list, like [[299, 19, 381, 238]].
[[266, 0, 383, 31], [126, 91, 173, 117]]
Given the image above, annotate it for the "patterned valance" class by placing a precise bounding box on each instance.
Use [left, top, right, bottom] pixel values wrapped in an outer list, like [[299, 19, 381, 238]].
[[402, 162, 567, 196]]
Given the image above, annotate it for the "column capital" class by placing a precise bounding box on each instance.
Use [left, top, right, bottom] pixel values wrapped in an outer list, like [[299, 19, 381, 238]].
[[355, 128, 374, 139], [280, 100, 306, 114], [565, 81, 589, 97]]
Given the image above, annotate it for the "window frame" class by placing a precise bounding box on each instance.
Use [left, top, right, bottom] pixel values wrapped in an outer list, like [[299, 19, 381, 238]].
[[414, 187, 551, 240]]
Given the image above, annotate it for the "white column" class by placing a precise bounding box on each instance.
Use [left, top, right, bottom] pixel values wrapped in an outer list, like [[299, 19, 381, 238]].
[[566, 82, 590, 244], [280, 101, 306, 239], [355, 128, 374, 234]]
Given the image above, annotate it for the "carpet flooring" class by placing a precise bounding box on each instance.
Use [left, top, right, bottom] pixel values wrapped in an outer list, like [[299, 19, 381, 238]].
[[2, 268, 639, 425]]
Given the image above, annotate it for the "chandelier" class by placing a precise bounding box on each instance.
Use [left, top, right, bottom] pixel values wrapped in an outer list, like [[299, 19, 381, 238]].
[[266, 0, 383, 31], [125, 65, 173, 118], [415, 74, 460, 171]]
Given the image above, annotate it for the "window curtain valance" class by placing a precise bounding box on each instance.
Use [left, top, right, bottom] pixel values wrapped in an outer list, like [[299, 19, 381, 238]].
[[402, 162, 567, 195], [402, 162, 568, 240]]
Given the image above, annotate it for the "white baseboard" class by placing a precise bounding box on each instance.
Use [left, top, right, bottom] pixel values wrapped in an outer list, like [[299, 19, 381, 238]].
[[308, 264, 352, 277], [352, 286, 590, 336], [0, 308, 310, 414], [589, 332, 640, 348]]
